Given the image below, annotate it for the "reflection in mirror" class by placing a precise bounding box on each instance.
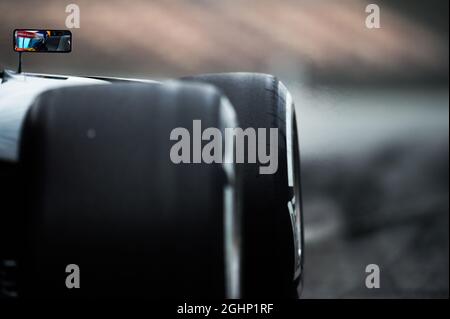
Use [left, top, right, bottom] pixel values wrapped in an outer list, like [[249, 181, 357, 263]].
[[14, 30, 72, 53]]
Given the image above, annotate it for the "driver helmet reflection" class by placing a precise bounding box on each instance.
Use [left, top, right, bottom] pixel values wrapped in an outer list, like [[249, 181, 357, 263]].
[[15, 30, 50, 51]]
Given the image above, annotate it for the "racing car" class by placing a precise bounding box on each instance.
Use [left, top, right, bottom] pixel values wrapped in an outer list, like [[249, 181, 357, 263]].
[[0, 29, 303, 299]]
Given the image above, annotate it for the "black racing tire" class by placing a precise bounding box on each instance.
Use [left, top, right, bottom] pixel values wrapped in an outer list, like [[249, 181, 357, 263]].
[[18, 82, 241, 299], [183, 73, 304, 298]]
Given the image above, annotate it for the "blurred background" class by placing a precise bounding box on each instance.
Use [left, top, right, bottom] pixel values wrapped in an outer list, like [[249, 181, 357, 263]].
[[0, 0, 448, 298]]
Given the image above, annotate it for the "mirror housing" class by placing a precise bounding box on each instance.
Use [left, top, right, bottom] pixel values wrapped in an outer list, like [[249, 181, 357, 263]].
[[14, 29, 72, 53]]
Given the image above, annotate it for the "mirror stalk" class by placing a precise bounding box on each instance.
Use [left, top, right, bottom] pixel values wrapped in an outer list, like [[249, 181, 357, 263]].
[[17, 52, 22, 74]]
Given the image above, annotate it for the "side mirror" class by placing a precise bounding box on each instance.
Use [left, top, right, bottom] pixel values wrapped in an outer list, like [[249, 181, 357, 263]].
[[14, 29, 72, 53]]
